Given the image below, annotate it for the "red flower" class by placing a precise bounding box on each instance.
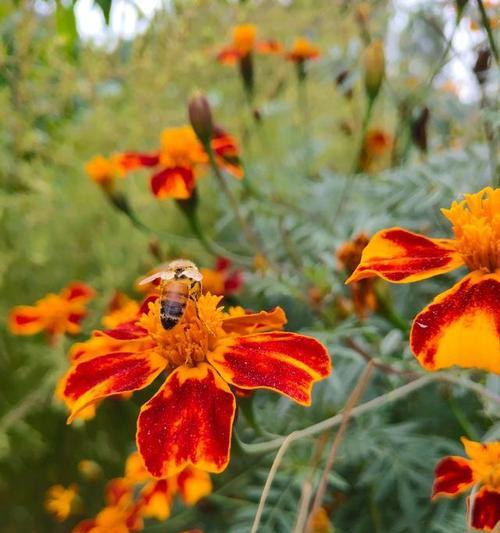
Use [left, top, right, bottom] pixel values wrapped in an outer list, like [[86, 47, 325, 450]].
[[432, 438, 500, 531], [60, 293, 331, 478]]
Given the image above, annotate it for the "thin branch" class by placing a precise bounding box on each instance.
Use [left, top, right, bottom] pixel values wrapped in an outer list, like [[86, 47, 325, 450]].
[[306, 362, 375, 530]]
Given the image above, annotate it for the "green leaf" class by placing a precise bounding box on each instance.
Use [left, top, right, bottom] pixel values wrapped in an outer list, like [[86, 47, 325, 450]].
[[94, 0, 113, 25], [55, 0, 78, 56]]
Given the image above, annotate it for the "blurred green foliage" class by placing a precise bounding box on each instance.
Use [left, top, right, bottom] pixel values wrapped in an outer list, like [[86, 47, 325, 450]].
[[0, 0, 498, 532]]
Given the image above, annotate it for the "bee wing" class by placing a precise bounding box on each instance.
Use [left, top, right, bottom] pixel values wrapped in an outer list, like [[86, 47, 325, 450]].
[[183, 266, 203, 282], [138, 271, 175, 286]]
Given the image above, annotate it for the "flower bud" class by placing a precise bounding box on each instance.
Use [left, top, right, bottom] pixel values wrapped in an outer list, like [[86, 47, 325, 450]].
[[363, 40, 385, 101], [473, 48, 491, 85], [188, 92, 213, 145], [78, 460, 102, 482]]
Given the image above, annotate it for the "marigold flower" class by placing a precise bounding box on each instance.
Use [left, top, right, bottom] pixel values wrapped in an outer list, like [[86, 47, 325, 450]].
[[432, 438, 500, 531], [347, 187, 500, 373], [121, 125, 242, 199], [216, 24, 282, 65], [74, 452, 211, 532], [337, 233, 377, 319], [85, 155, 127, 192], [45, 484, 80, 521], [61, 293, 331, 478], [200, 257, 243, 296], [9, 282, 95, 339], [286, 37, 320, 63]]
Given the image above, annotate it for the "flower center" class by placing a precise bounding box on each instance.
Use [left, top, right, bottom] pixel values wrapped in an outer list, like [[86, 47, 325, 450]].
[[232, 24, 257, 55], [441, 187, 500, 272], [159, 126, 207, 168], [139, 294, 225, 369]]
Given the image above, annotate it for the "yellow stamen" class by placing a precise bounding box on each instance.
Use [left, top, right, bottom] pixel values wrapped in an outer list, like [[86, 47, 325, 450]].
[[139, 294, 225, 368], [442, 187, 500, 272]]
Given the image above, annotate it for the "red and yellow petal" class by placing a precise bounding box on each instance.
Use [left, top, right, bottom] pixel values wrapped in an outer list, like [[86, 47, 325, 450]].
[[222, 307, 287, 335], [63, 351, 167, 422], [150, 167, 195, 199], [469, 488, 500, 531], [8, 305, 45, 335], [119, 152, 160, 170], [137, 363, 236, 478], [411, 271, 500, 373], [208, 331, 331, 405], [61, 282, 96, 303], [346, 228, 464, 284], [177, 467, 212, 506], [431, 456, 474, 499], [102, 321, 148, 340]]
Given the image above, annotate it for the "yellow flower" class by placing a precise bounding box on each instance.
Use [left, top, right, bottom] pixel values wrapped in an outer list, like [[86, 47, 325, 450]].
[[45, 484, 79, 521]]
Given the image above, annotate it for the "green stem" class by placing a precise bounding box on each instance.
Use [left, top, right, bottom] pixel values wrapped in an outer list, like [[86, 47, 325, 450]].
[[477, 0, 499, 63], [204, 143, 270, 263]]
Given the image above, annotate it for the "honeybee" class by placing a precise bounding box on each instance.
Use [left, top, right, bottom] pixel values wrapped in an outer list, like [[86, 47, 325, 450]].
[[139, 259, 203, 330]]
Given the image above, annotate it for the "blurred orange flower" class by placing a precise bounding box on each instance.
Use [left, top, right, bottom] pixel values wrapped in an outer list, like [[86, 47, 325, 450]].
[[216, 24, 281, 65], [360, 129, 393, 172], [73, 452, 211, 532], [337, 233, 377, 319], [85, 155, 127, 191], [200, 257, 243, 296], [432, 438, 500, 531], [120, 125, 242, 199], [102, 292, 140, 329], [9, 282, 95, 340], [286, 37, 320, 63], [45, 484, 80, 521], [347, 187, 500, 373], [61, 292, 330, 478]]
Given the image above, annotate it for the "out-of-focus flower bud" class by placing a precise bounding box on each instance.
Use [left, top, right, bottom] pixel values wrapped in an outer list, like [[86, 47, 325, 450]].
[[78, 460, 103, 482], [188, 92, 214, 145], [363, 40, 385, 101], [411, 107, 430, 153], [355, 2, 370, 26], [473, 48, 491, 85]]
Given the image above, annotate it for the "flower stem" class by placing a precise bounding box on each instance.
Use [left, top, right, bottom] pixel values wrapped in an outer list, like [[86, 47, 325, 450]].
[[204, 143, 271, 264]]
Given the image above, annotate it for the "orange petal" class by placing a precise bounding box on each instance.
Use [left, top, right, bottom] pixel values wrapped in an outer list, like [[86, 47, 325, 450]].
[[255, 39, 283, 54], [216, 48, 241, 65], [469, 487, 500, 531], [347, 228, 464, 284], [208, 332, 331, 405], [177, 467, 212, 506], [63, 351, 167, 422], [222, 307, 287, 335], [411, 271, 500, 373], [61, 282, 96, 302], [137, 363, 235, 478], [138, 479, 174, 521], [8, 305, 45, 335], [431, 456, 474, 499], [150, 167, 195, 199]]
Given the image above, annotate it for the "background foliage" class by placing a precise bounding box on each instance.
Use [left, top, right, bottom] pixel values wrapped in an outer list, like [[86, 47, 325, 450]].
[[0, 0, 498, 532]]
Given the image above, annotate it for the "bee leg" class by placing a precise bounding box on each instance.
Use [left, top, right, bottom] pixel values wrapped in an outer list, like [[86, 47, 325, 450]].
[[189, 283, 216, 335]]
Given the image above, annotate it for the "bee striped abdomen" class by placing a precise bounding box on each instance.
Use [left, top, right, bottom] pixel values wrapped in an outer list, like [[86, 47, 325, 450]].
[[160, 283, 188, 330]]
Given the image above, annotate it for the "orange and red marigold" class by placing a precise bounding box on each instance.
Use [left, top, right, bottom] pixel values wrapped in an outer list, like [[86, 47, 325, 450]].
[[432, 438, 500, 531], [216, 24, 282, 65], [60, 293, 331, 478], [347, 187, 500, 374], [9, 282, 95, 340], [73, 451, 211, 532]]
